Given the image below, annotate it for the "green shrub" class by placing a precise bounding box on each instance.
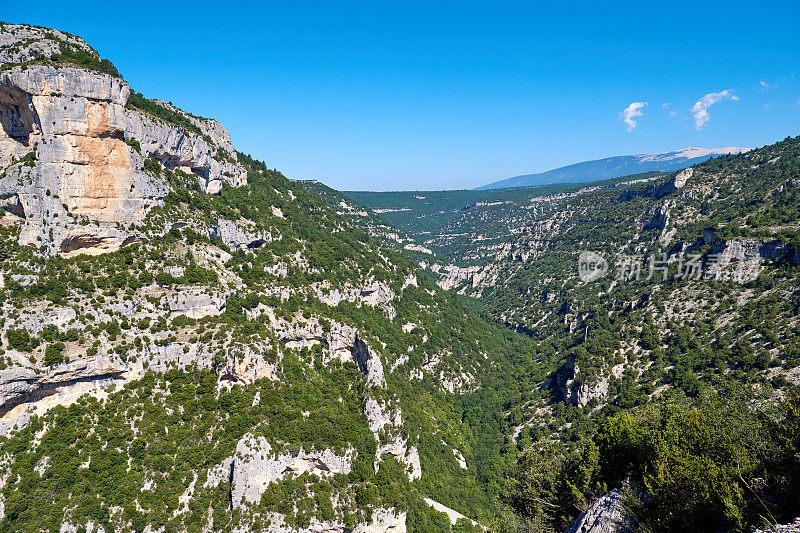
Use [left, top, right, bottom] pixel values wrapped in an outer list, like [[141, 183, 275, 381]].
[[44, 342, 66, 366], [6, 328, 31, 351]]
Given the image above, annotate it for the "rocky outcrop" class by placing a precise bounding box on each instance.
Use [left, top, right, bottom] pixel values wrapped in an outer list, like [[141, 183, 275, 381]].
[[0, 355, 127, 431], [58, 227, 140, 257], [352, 335, 386, 388], [247, 509, 407, 533], [125, 105, 246, 194], [0, 24, 96, 64], [423, 498, 483, 529], [0, 23, 247, 255], [221, 433, 354, 508], [430, 263, 484, 291], [0, 63, 164, 254], [277, 321, 387, 387], [565, 489, 629, 533], [210, 218, 276, 250], [316, 281, 397, 312], [12, 305, 76, 331], [554, 358, 608, 408], [354, 509, 407, 533], [620, 168, 693, 202], [365, 397, 421, 480], [358, 281, 395, 306], [711, 239, 796, 264], [163, 288, 226, 318]]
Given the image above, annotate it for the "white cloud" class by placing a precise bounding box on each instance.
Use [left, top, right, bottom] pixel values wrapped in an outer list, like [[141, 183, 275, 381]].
[[760, 80, 770, 90], [662, 102, 678, 117], [691, 90, 739, 129], [621, 101, 648, 132]]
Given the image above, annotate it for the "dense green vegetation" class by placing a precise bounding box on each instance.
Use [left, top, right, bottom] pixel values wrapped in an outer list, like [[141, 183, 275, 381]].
[[343, 172, 666, 266], [50, 42, 120, 77], [0, 367, 384, 531], [126, 92, 204, 135], [307, 137, 800, 532], [504, 387, 800, 532], [344, 189, 495, 238], [4, 21, 800, 531], [0, 143, 557, 531]]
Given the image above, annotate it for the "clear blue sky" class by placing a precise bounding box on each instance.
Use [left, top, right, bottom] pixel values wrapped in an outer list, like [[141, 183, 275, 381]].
[[6, 1, 800, 190]]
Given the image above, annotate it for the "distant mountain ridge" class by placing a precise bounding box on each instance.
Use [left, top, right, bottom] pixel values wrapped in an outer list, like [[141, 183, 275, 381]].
[[477, 146, 750, 190]]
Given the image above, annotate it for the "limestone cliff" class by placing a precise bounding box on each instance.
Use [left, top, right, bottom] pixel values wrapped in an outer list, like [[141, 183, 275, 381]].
[[0, 22, 247, 255]]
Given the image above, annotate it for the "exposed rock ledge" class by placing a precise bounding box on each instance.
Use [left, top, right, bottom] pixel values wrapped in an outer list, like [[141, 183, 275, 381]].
[[565, 489, 629, 533], [203, 433, 354, 508], [423, 498, 484, 529], [0, 355, 127, 434], [230, 508, 407, 533]]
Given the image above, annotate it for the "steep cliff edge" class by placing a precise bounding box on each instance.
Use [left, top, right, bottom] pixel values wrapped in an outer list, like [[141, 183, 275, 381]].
[[0, 22, 247, 256]]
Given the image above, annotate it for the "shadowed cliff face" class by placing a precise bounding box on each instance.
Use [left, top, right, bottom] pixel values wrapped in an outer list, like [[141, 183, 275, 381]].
[[0, 84, 38, 144]]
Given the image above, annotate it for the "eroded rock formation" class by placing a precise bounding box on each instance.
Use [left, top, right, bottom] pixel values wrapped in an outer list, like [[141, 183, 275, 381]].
[[0, 23, 248, 256]]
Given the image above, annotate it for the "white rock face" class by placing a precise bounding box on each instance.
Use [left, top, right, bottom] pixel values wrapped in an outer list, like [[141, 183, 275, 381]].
[[164, 288, 225, 318], [276, 321, 387, 387], [240, 508, 406, 533], [0, 355, 127, 435], [365, 397, 402, 434], [125, 107, 246, 194], [405, 446, 422, 480], [672, 167, 693, 189], [13, 305, 76, 331], [0, 63, 164, 253], [565, 489, 629, 533], [352, 336, 386, 388], [556, 358, 609, 407], [315, 281, 397, 319], [453, 448, 467, 470], [365, 398, 420, 480], [430, 263, 484, 291], [221, 433, 354, 508], [423, 498, 482, 528], [353, 509, 407, 533], [0, 24, 247, 256], [210, 218, 275, 250], [358, 281, 394, 306]]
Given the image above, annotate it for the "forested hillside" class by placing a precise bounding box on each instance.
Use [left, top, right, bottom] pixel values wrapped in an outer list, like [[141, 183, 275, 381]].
[[308, 136, 800, 532], [448, 136, 800, 532], [0, 22, 559, 532], [4, 19, 800, 533]]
